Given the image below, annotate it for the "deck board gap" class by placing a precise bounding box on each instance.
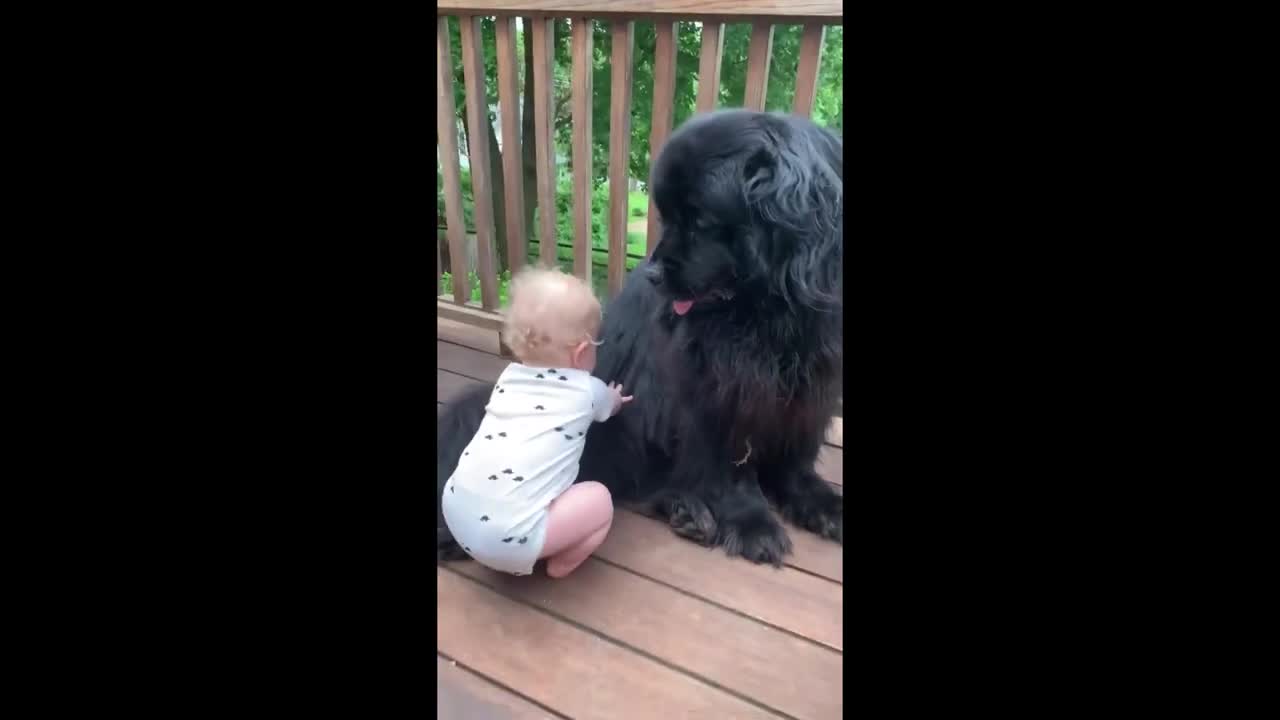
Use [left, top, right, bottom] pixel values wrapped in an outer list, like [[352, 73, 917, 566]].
[[442, 566, 801, 719], [438, 651, 573, 719], [590, 555, 844, 655]]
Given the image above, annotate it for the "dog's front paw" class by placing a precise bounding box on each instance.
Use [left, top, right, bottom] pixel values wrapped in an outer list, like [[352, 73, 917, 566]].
[[780, 489, 843, 544], [719, 510, 793, 566], [660, 493, 718, 546]]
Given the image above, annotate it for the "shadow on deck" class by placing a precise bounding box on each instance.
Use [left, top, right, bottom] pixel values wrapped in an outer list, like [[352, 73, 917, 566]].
[[437, 317, 844, 719]]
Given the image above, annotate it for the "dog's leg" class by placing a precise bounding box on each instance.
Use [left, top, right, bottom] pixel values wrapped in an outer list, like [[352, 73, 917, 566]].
[[654, 489, 719, 546], [657, 435, 794, 564], [710, 469, 794, 566], [764, 462, 843, 544]]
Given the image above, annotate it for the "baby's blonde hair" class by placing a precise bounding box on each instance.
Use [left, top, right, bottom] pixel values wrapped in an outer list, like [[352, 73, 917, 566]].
[[503, 266, 602, 365]]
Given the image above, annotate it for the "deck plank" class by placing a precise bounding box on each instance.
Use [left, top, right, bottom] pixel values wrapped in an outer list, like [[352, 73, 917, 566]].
[[437, 656, 561, 720], [817, 444, 842, 486], [438, 369, 486, 404], [437, 318, 501, 355], [438, 340, 511, 383], [596, 512, 842, 651], [438, 569, 780, 720], [786, 529, 843, 583], [826, 417, 843, 448], [452, 558, 842, 720]]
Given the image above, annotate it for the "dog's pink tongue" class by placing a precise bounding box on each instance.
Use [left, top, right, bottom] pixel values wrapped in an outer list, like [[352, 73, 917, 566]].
[[672, 299, 694, 316]]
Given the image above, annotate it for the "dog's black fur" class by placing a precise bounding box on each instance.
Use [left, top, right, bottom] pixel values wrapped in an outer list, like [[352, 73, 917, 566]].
[[437, 110, 842, 565]]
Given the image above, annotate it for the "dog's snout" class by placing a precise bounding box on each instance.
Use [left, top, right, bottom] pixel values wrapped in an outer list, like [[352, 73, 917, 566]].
[[644, 262, 663, 286]]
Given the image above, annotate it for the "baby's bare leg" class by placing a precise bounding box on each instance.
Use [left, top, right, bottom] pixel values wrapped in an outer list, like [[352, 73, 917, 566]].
[[540, 481, 613, 578]]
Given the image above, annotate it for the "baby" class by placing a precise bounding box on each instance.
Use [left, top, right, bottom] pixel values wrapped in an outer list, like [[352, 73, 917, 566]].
[[441, 267, 631, 578]]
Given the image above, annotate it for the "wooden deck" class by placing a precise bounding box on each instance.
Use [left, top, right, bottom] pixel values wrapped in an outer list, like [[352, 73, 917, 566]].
[[437, 317, 844, 719]]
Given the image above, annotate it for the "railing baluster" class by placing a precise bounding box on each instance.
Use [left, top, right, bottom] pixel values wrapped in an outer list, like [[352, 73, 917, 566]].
[[571, 18, 594, 282], [792, 23, 826, 118], [531, 18, 559, 266], [607, 20, 634, 297], [437, 18, 469, 304], [460, 16, 500, 310], [494, 17, 526, 282], [646, 21, 678, 257], [744, 23, 774, 111], [437, 4, 842, 353], [696, 22, 724, 114]]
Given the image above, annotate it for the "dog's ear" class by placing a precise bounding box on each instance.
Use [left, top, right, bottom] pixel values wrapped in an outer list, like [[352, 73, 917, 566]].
[[742, 120, 842, 310], [742, 125, 840, 239], [743, 149, 775, 192], [742, 148, 784, 221]]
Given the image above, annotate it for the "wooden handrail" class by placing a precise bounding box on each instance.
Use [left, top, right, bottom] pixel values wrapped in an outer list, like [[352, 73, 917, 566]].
[[435, 1, 843, 24]]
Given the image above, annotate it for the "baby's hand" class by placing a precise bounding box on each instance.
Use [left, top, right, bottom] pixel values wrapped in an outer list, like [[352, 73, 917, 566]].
[[608, 381, 634, 417]]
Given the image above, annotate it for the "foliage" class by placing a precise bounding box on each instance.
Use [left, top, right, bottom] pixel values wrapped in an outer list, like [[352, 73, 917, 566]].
[[437, 164, 476, 231], [440, 17, 842, 189], [440, 165, 643, 256], [438, 17, 844, 293], [441, 268, 514, 306], [628, 190, 649, 219]]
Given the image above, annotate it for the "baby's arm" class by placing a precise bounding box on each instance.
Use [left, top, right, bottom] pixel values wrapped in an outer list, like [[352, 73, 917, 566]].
[[588, 378, 614, 422], [588, 378, 633, 422]]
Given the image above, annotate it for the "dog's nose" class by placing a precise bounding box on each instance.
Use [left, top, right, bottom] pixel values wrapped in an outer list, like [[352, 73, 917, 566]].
[[644, 262, 663, 286]]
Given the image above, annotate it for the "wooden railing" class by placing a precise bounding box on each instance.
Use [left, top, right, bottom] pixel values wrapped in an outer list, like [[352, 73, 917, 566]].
[[436, 1, 843, 335]]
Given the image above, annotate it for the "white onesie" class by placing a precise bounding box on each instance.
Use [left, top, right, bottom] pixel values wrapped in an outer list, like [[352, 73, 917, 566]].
[[441, 363, 613, 575]]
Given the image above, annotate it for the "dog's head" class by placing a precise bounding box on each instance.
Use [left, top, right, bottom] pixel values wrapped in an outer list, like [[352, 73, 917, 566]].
[[647, 109, 842, 317]]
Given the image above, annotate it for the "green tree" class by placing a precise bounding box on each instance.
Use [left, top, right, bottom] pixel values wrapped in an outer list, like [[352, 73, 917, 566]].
[[438, 19, 844, 295]]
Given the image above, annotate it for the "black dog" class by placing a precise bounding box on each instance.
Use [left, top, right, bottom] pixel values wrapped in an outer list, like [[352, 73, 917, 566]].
[[438, 109, 842, 565]]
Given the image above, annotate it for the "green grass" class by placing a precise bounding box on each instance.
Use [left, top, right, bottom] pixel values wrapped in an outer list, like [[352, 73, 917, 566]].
[[628, 190, 649, 219]]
